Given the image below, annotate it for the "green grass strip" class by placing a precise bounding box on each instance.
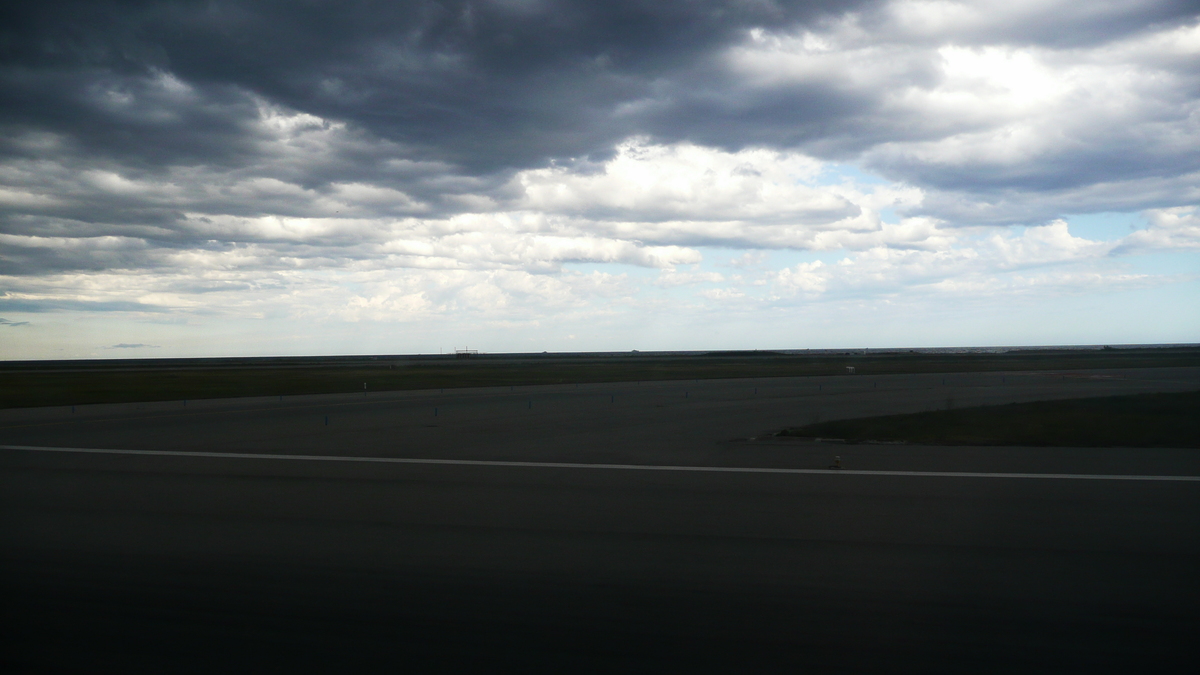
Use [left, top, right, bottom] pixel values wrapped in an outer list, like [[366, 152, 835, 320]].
[[3, 347, 1199, 409], [780, 390, 1200, 448]]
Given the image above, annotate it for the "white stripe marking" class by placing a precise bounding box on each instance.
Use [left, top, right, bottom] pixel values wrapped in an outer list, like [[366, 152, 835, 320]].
[[3, 444, 1199, 481]]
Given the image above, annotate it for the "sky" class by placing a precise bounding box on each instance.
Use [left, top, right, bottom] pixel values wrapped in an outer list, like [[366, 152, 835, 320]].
[[1, 0, 1198, 359]]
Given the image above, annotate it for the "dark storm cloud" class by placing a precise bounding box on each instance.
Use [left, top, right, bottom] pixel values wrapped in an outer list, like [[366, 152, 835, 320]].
[[0, 0, 878, 174]]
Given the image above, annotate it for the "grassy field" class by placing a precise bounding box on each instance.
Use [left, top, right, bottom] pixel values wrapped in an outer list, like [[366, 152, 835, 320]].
[[2, 346, 1198, 409], [780, 390, 1200, 448]]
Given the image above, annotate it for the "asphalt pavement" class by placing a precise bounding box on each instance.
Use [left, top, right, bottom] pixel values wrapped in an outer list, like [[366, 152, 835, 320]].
[[3, 368, 1199, 673]]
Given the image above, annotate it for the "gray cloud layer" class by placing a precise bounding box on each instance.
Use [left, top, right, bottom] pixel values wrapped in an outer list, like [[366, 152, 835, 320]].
[[3, 2, 1196, 215], [1, 1, 868, 170], [1, 1, 1198, 323]]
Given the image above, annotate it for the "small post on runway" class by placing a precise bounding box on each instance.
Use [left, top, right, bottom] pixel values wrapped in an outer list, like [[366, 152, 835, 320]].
[[434, 407, 438, 417], [528, 398, 532, 409], [324, 416, 329, 426], [71, 405, 75, 413], [610, 394, 614, 403], [830, 455, 841, 470]]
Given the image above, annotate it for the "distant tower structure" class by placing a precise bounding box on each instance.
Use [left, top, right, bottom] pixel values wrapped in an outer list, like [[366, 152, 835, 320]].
[[455, 346, 479, 359]]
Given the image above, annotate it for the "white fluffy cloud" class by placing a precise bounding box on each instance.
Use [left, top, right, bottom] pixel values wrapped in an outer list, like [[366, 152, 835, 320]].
[[516, 139, 841, 223], [1, 130, 1194, 331], [1117, 206, 1200, 252], [724, 6, 1200, 223], [765, 220, 1129, 302]]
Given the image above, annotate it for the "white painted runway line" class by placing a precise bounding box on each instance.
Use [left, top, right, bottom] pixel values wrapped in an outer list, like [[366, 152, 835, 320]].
[[3, 445, 1199, 482]]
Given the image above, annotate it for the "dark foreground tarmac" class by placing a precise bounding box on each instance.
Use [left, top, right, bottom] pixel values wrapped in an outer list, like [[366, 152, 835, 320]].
[[3, 368, 1200, 673]]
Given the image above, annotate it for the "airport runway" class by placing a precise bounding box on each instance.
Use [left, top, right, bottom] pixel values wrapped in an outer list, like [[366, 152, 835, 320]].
[[3, 368, 1200, 672], [3, 366, 1199, 468]]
